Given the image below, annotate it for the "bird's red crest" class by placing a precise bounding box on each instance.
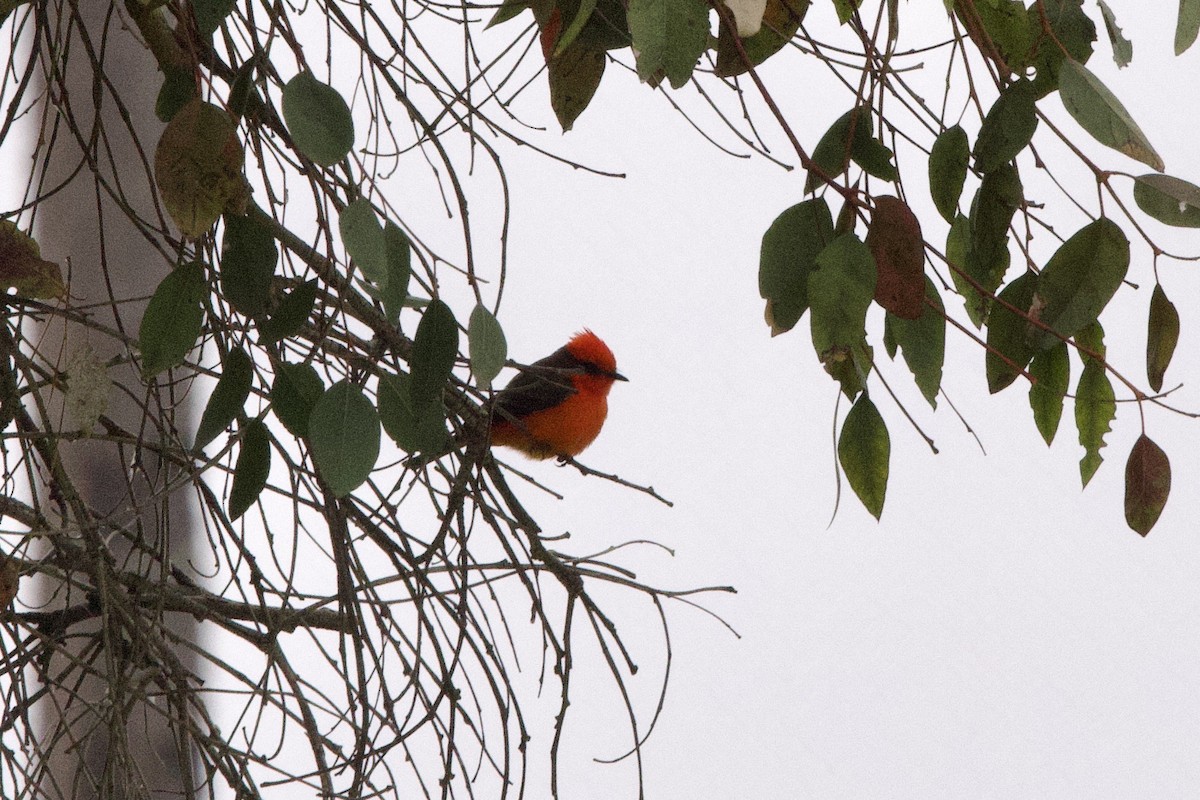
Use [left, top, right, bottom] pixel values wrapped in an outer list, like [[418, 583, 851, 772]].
[[566, 329, 617, 374]]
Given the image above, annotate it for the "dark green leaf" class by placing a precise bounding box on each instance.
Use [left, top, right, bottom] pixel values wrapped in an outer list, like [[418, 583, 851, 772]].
[[1028, 342, 1069, 444], [714, 0, 810, 77], [1029, 218, 1129, 349], [945, 213, 987, 328], [1133, 174, 1200, 228], [282, 72, 355, 167], [378, 372, 449, 454], [548, 41, 606, 131], [627, 0, 708, 89], [1057, 59, 1164, 171], [1096, 1, 1131, 66], [1177, 0, 1200, 54], [228, 59, 259, 119], [270, 362, 324, 438], [410, 299, 459, 408], [962, 164, 1021, 324], [308, 380, 380, 497], [884, 276, 945, 407], [759, 198, 835, 335], [468, 305, 507, 390], [929, 125, 970, 222], [155, 65, 195, 123], [1146, 284, 1180, 393], [804, 108, 894, 194], [381, 222, 412, 324], [195, 346, 254, 451], [140, 262, 206, 378], [228, 419, 271, 521], [984, 270, 1037, 393], [339, 200, 388, 286], [1027, 0, 1096, 96], [962, 0, 1035, 71], [809, 234, 877, 355], [220, 213, 277, 317], [973, 79, 1038, 173], [193, 0, 236, 36], [1075, 360, 1115, 487], [554, 0, 599, 55], [1124, 434, 1170, 536], [838, 392, 889, 520], [258, 279, 318, 343], [487, 0, 530, 27]]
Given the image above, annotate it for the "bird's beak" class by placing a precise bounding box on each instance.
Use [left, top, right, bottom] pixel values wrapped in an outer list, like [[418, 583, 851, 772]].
[[612, 371, 628, 382]]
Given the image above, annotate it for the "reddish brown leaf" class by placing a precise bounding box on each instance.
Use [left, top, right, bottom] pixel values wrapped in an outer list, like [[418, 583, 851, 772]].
[[1124, 433, 1170, 536], [866, 196, 925, 320]]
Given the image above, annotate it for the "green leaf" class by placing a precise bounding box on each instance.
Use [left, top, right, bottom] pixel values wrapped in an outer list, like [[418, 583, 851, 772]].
[[804, 108, 895, 194], [1146, 284, 1180, 393], [758, 198, 835, 335], [1057, 59, 1164, 171], [554, 0, 600, 55], [838, 392, 889, 520], [228, 419, 271, 521], [220, 213, 277, 317], [1028, 342, 1069, 444], [809, 234, 877, 355], [1096, 0, 1131, 67], [1133, 174, 1200, 228], [883, 276, 945, 407], [945, 213, 986, 328], [548, 41, 606, 131], [627, 0, 709, 89], [832, 0, 861, 24], [929, 125, 970, 222], [270, 362, 324, 438], [193, 0, 236, 36], [1027, 0, 1096, 96], [228, 58, 260, 120], [1029, 218, 1129, 349], [258, 279, 318, 343], [155, 64, 195, 123], [468, 305, 507, 390], [381, 222, 412, 324], [308, 380, 380, 497], [1073, 319, 1106, 360], [410, 299, 459, 408], [984, 270, 1037, 394], [282, 72, 355, 167], [195, 346, 254, 451], [1177, 0, 1200, 54], [378, 372, 449, 454], [1124, 434, 1171, 536], [961, 164, 1021, 324], [866, 196, 924, 320], [339, 200, 388, 286], [487, 0, 530, 27], [973, 79, 1038, 173], [714, 0, 810, 77], [154, 99, 247, 238], [1075, 360, 1115, 487], [140, 262, 206, 378]]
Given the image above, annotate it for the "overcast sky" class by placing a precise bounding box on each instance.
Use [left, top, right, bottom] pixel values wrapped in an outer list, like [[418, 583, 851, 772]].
[[463, 3, 1200, 797]]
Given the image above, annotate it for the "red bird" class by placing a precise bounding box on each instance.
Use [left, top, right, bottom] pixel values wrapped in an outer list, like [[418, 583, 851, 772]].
[[490, 330, 627, 459]]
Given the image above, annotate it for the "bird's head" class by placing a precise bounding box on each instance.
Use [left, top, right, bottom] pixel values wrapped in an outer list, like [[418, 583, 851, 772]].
[[566, 330, 627, 394]]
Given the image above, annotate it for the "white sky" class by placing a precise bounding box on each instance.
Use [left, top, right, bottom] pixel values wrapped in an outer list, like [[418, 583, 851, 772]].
[[459, 3, 1200, 798]]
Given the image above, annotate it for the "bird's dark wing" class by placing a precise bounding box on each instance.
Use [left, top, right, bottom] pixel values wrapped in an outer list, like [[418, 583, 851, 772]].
[[491, 345, 580, 421]]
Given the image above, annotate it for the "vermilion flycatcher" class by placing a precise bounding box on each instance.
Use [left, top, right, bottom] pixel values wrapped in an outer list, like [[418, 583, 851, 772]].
[[490, 330, 626, 459]]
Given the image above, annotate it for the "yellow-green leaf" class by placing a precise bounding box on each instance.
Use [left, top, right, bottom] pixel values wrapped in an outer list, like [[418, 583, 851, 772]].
[[1057, 59, 1164, 171], [0, 221, 65, 299], [154, 98, 248, 238], [1146, 284, 1179, 393], [838, 392, 889, 520]]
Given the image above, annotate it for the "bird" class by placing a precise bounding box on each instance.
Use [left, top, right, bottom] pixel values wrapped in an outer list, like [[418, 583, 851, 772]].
[[489, 330, 627, 460]]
